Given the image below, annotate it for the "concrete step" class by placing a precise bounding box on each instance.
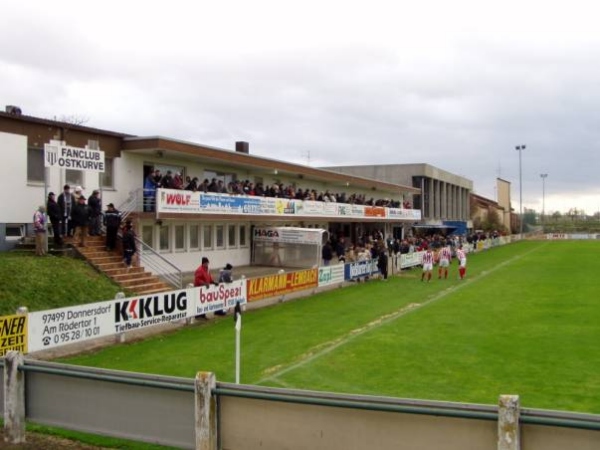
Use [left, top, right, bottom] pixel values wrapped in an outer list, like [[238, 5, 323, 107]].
[[104, 267, 145, 277], [88, 255, 124, 264], [111, 271, 152, 282], [96, 262, 132, 271], [119, 276, 165, 288], [126, 281, 171, 293], [136, 286, 172, 295]]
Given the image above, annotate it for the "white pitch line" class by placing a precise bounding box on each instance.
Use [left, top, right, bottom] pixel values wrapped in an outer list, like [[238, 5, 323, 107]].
[[257, 244, 543, 385]]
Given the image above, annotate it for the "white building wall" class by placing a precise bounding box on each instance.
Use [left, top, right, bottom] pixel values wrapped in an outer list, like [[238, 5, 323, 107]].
[[1, 132, 42, 223]]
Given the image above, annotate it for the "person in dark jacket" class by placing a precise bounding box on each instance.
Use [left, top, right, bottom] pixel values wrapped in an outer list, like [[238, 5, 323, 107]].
[[122, 221, 137, 269], [377, 247, 389, 280], [87, 190, 102, 236], [322, 241, 333, 266], [57, 184, 73, 237], [103, 203, 121, 251], [70, 195, 91, 247], [46, 192, 63, 246]]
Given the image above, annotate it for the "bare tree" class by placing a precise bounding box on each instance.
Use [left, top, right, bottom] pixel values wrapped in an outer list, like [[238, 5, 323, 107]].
[[58, 114, 90, 126]]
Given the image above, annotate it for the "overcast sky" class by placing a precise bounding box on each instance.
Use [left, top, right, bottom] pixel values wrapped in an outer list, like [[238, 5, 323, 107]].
[[2, 0, 600, 215]]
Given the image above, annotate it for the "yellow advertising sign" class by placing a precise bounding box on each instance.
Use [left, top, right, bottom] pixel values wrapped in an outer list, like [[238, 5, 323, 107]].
[[247, 268, 318, 302], [0, 314, 28, 356]]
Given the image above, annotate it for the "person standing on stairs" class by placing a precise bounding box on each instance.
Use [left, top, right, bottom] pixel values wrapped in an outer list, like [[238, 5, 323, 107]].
[[122, 220, 137, 269], [104, 203, 121, 251]]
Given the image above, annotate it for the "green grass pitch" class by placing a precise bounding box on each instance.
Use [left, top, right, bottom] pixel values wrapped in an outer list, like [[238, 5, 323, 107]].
[[63, 240, 600, 414]]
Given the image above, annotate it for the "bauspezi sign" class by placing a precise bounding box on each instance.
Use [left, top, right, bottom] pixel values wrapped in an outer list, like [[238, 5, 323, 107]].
[[44, 140, 105, 172]]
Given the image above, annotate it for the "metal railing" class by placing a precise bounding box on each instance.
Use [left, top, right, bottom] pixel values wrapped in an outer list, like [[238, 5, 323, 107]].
[[117, 188, 183, 290], [136, 237, 183, 289]]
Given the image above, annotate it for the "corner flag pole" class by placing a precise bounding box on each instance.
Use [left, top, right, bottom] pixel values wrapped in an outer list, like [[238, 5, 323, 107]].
[[234, 301, 242, 384]]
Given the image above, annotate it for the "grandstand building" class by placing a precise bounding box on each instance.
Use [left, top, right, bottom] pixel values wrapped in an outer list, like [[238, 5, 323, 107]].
[[0, 107, 421, 271], [322, 163, 474, 235]]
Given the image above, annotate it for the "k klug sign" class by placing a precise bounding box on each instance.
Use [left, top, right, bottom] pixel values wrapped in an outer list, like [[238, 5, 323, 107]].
[[44, 140, 105, 172]]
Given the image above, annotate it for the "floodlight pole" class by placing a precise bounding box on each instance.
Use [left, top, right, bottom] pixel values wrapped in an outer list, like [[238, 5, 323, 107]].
[[515, 145, 526, 238], [540, 173, 548, 228]]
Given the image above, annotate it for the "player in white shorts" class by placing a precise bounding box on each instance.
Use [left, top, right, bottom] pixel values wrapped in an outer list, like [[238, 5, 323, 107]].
[[437, 244, 452, 279], [421, 247, 434, 282], [455, 245, 467, 279]]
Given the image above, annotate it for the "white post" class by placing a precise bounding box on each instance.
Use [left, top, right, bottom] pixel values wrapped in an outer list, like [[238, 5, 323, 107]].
[[235, 314, 241, 384], [186, 283, 195, 325], [195, 372, 217, 450], [498, 394, 520, 450], [4, 351, 25, 444], [114, 292, 126, 343]]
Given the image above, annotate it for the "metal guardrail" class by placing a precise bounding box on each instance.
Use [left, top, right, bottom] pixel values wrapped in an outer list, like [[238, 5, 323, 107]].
[[6, 359, 600, 433]]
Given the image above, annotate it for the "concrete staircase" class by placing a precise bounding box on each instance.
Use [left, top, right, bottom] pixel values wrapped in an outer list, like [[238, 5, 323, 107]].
[[74, 236, 172, 295]]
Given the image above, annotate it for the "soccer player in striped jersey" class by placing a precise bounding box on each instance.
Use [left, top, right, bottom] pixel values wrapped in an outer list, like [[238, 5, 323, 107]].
[[438, 244, 452, 279], [456, 245, 467, 280], [421, 247, 434, 282]]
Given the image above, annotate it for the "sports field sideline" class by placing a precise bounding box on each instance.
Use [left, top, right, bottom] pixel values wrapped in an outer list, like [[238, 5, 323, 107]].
[[63, 240, 600, 414]]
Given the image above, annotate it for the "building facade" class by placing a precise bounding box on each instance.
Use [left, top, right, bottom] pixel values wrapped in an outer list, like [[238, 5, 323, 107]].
[[322, 163, 473, 234], [0, 109, 421, 271]]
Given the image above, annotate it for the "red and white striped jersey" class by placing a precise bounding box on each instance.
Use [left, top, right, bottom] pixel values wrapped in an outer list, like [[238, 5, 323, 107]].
[[456, 249, 466, 261], [422, 251, 434, 265], [439, 246, 452, 261]]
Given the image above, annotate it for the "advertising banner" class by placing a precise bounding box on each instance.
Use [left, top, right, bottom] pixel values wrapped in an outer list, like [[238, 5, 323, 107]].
[[158, 190, 199, 213], [113, 289, 192, 333], [253, 227, 325, 245], [28, 301, 114, 353], [400, 251, 424, 269], [0, 314, 28, 356], [387, 207, 422, 220], [44, 140, 105, 172], [193, 280, 247, 316], [345, 260, 380, 281], [318, 265, 345, 287], [364, 206, 386, 217], [247, 268, 318, 302], [155, 189, 421, 221]]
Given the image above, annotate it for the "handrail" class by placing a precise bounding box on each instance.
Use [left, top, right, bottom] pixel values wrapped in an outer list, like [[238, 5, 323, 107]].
[[136, 236, 183, 289], [115, 188, 182, 290], [118, 187, 144, 222], [19, 362, 194, 393]]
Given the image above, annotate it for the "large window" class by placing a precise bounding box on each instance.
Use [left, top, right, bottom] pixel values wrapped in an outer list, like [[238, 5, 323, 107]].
[[159, 225, 170, 251], [174, 225, 185, 251], [239, 225, 247, 247], [228, 224, 237, 247], [27, 148, 44, 183], [203, 225, 213, 249], [100, 157, 114, 189], [216, 225, 225, 249], [66, 169, 84, 188], [142, 225, 154, 247], [189, 224, 199, 249]]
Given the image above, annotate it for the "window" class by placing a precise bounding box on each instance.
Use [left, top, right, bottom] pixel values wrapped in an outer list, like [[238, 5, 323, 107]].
[[239, 225, 247, 247], [142, 225, 154, 248], [66, 169, 83, 188], [228, 224, 237, 247], [203, 225, 213, 249], [100, 158, 114, 189], [174, 225, 185, 251], [159, 225, 170, 251], [216, 225, 225, 249], [189, 224, 199, 249], [27, 148, 44, 182]]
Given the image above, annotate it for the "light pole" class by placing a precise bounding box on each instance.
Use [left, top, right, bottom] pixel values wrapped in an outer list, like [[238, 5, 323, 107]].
[[540, 173, 548, 227], [515, 145, 526, 237]]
